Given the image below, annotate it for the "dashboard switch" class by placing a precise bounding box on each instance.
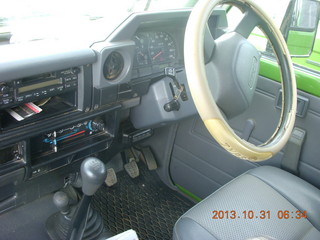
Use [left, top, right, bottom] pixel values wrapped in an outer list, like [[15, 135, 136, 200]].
[[164, 67, 176, 79], [91, 118, 105, 131], [164, 99, 180, 112]]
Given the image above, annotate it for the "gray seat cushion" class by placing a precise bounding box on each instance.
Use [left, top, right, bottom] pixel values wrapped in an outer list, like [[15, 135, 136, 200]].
[[173, 166, 320, 240]]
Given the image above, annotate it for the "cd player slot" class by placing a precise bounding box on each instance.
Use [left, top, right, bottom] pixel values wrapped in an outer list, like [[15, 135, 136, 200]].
[[20, 72, 57, 84]]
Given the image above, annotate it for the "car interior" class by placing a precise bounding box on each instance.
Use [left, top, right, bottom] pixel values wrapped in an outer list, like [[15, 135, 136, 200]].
[[0, 0, 320, 239]]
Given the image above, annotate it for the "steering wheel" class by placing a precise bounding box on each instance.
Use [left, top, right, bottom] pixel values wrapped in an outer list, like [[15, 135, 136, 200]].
[[184, 0, 297, 161]]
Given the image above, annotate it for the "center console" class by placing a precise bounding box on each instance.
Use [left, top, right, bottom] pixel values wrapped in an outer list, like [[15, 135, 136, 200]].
[[0, 64, 120, 213]]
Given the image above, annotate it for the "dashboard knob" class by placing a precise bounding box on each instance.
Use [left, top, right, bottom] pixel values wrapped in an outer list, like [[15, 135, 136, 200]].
[[0, 84, 10, 94], [71, 67, 80, 74], [91, 118, 105, 131]]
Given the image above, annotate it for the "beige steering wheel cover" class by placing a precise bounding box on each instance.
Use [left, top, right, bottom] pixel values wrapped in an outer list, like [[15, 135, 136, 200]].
[[184, 0, 297, 161]]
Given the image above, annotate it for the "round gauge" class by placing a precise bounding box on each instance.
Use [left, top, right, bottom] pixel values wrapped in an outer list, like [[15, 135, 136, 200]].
[[103, 51, 124, 81], [133, 33, 149, 66], [148, 32, 177, 64]]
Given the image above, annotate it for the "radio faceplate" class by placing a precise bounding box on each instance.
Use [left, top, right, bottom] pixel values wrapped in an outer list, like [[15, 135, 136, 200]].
[[0, 67, 80, 109]]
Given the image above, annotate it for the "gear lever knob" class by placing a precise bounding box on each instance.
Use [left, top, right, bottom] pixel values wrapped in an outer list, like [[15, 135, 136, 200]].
[[81, 157, 107, 196], [53, 191, 70, 214]]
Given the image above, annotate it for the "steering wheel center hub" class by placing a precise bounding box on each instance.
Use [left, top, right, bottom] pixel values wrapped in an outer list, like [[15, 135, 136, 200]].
[[211, 32, 260, 118]]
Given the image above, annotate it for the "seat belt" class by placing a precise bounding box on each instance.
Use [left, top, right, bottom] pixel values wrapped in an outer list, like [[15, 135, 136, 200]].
[[281, 127, 306, 175]]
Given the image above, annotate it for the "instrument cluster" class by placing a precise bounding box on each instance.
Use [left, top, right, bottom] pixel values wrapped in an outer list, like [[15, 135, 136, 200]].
[[133, 31, 177, 69]]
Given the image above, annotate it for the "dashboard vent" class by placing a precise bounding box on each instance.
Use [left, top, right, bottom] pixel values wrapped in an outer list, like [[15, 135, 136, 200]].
[[103, 51, 124, 81]]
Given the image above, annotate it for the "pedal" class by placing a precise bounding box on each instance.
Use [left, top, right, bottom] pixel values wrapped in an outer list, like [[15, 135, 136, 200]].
[[125, 148, 138, 162], [124, 160, 140, 178], [141, 147, 157, 170], [105, 168, 118, 187], [131, 147, 143, 162]]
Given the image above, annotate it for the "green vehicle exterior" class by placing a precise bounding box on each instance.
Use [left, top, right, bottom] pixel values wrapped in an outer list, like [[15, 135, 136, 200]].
[[245, 0, 320, 97], [259, 25, 320, 97]]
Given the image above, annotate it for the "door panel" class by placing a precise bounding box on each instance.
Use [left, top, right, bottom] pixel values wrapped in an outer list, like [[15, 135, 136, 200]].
[[170, 76, 320, 199]]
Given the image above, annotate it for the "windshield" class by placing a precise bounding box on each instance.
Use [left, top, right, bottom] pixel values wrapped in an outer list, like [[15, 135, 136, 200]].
[[0, 0, 198, 45]]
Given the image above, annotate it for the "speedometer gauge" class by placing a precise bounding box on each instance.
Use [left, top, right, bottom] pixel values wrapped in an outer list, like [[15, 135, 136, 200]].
[[148, 32, 176, 64]]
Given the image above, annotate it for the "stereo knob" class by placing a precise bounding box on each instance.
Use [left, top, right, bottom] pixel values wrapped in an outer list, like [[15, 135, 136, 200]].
[[71, 67, 80, 74], [0, 84, 10, 94], [91, 118, 105, 131]]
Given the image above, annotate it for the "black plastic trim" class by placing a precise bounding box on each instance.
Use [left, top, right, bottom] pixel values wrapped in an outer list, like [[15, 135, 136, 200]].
[[0, 104, 121, 148]]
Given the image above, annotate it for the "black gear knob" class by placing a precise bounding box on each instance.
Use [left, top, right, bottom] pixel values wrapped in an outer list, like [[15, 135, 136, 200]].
[[81, 157, 107, 196]]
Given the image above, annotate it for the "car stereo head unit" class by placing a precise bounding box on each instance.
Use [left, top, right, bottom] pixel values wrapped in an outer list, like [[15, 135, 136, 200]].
[[0, 67, 80, 110]]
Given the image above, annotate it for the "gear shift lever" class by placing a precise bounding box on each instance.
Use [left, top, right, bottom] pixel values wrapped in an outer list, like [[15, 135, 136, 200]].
[[81, 157, 107, 196], [67, 157, 107, 240], [53, 191, 70, 214], [46, 157, 107, 240]]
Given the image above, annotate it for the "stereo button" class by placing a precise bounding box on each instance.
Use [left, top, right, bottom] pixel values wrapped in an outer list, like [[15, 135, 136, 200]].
[[65, 81, 77, 89], [25, 94, 33, 99], [64, 76, 72, 82], [33, 92, 40, 97], [48, 87, 56, 93], [16, 96, 25, 102], [2, 93, 10, 98], [2, 98, 13, 104]]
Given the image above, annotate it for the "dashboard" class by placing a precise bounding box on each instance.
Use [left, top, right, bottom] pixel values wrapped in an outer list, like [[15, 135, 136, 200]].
[[0, 9, 226, 212]]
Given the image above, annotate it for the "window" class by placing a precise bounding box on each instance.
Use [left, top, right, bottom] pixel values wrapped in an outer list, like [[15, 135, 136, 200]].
[[0, 0, 199, 45]]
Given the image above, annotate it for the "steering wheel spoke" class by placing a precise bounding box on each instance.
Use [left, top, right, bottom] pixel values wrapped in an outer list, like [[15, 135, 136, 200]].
[[204, 23, 216, 63], [234, 7, 260, 38]]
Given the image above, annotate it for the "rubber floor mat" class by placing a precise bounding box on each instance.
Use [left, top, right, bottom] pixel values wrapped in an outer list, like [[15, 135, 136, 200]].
[[92, 163, 194, 240]]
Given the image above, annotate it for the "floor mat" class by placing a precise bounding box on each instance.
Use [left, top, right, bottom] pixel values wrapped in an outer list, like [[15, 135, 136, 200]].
[[92, 163, 194, 240]]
